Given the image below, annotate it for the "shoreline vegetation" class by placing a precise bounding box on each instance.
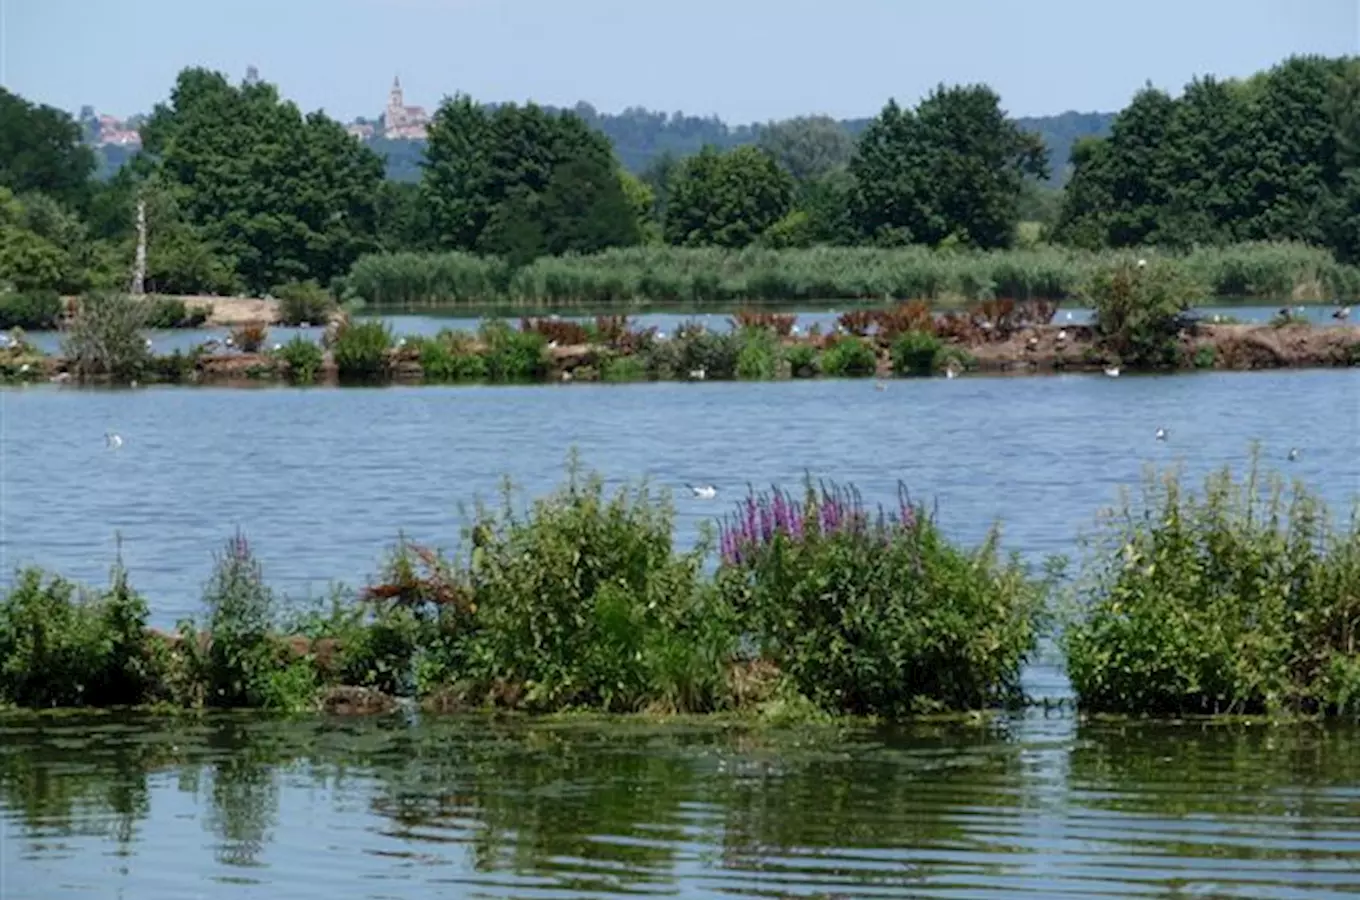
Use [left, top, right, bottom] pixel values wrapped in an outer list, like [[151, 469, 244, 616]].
[[2, 457, 1356, 720], [3, 258, 1357, 387]]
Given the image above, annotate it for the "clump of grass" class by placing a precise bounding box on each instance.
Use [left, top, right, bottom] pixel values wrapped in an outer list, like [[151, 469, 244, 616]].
[[784, 342, 818, 378], [734, 328, 780, 380], [61, 292, 150, 384], [890, 330, 944, 376], [0, 559, 161, 708], [147, 348, 200, 383], [479, 320, 547, 382], [332, 319, 393, 383], [600, 352, 648, 382], [143, 296, 208, 329], [0, 291, 62, 330], [415, 329, 487, 382], [677, 330, 741, 380], [274, 280, 335, 326], [819, 336, 878, 377], [716, 481, 1045, 715], [521, 316, 590, 345], [1061, 452, 1360, 716], [276, 335, 324, 385]]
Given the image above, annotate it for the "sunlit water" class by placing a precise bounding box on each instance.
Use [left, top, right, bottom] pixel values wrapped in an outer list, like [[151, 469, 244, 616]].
[[13, 301, 1350, 356], [2, 369, 1358, 626], [3, 711, 1360, 899]]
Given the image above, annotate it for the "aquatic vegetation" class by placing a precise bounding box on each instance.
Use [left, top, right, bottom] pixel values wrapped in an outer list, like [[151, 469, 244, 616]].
[[678, 329, 741, 379], [60, 291, 151, 383], [143, 296, 208, 329], [0, 290, 62, 330], [521, 316, 590, 346], [818, 336, 878, 377], [414, 330, 487, 382], [331, 319, 393, 382], [784, 342, 819, 377], [731, 309, 797, 335], [1062, 453, 1360, 716], [274, 280, 335, 326], [599, 352, 648, 382], [890, 330, 945, 376], [276, 335, 324, 385], [734, 328, 780, 380], [479, 319, 548, 382], [715, 481, 1045, 716]]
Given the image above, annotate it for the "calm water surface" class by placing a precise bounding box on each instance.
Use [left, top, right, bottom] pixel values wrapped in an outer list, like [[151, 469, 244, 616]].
[[2, 711, 1360, 899], [2, 369, 1358, 626]]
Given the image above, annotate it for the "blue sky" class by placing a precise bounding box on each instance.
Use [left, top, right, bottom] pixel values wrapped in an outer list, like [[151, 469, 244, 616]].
[[3, 0, 1357, 123]]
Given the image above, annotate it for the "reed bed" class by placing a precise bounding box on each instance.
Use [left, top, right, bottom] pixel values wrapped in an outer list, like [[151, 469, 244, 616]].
[[342, 242, 1360, 309]]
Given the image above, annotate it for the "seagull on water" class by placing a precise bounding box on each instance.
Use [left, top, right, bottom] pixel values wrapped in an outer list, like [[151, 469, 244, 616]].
[[944, 365, 958, 380], [1104, 365, 1121, 378], [1155, 427, 1167, 441], [105, 432, 123, 449], [686, 483, 717, 500], [1288, 447, 1300, 462], [874, 380, 887, 391], [1334, 306, 1351, 320]]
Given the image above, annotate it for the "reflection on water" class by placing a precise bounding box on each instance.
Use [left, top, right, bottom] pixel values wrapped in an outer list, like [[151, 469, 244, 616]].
[[3, 707, 1359, 898]]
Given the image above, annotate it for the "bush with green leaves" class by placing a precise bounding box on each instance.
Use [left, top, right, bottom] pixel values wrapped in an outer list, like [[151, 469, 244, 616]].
[[276, 335, 324, 384], [143, 296, 208, 329], [415, 330, 488, 382], [716, 481, 1045, 716], [0, 561, 162, 708], [275, 280, 336, 326], [735, 328, 780, 380], [61, 292, 151, 383], [0, 291, 62, 330], [453, 467, 736, 713], [1085, 259, 1201, 366], [1062, 456, 1360, 716], [819, 336, 878, 377], [331, 319, 393, 382], [478, 319, 546, 382], [599, 352, 647, 382], [677, 329, 741, 379], [890, 329, 945, 376], [784, 342, 818, 377]]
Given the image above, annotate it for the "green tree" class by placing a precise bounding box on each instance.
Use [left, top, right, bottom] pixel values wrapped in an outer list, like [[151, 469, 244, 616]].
[[421, 96, 640, 260], [663, 145, 794, 248], [850, 86, 1048, 249], [0, 88, 95, 212], [756, 115, 856, 182], [140, 67, 384, 292]]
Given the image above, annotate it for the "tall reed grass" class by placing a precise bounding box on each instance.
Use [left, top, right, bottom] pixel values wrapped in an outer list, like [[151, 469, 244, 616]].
[[343, 242, 1360, 309]]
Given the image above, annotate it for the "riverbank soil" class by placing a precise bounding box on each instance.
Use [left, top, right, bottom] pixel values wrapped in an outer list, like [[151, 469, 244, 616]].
[[183, 296, 282, 326]]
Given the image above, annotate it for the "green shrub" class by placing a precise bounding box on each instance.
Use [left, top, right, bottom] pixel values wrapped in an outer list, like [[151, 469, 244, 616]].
[[1085, 259, 1201, 366], [478, 319, 546, 382], [143, 296, 207, 329], [147, 349, 199, 383], [416, 330, 487, 382], [735, 328, 779, 380], [1061, 454, 1360, 716], [716, 482, 1043, 715], [0, 291, 62, 330], [275, 280, 335, 326], [0, 561, 161, 708], [332, 320, 393, 383], [600, 352, 647, 382], [784, 343, 818, 378], [890, 330, 944, 376], [677, 330, 741, 379], [61, 292, 150, 383], [277, 335, 324, 384], [453, 465, 736, 712], [1193, 344, 1217, 369], [819, 336, 878, 377]]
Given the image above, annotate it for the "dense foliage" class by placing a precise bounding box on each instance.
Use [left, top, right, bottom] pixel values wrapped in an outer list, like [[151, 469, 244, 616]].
[[3, 55, 1357, 306], [1063, 457, 1360, 716]]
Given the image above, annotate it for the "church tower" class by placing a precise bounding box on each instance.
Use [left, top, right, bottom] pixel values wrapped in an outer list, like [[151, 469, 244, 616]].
[[386, 76, 405, 131]]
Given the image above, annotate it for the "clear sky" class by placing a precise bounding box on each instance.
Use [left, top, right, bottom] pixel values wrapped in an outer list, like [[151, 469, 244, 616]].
[[3, 0, 1357, 123]]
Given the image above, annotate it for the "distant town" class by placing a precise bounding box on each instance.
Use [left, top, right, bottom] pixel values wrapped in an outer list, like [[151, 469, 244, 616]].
[[82, 67, 431, 149]]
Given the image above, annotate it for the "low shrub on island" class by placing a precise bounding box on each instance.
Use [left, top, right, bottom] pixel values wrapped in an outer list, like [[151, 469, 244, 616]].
[[1061, 454, 1360, 716]]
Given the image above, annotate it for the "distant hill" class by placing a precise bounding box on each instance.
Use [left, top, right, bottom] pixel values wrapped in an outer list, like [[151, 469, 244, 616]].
[[94, 106, 1115, 186]]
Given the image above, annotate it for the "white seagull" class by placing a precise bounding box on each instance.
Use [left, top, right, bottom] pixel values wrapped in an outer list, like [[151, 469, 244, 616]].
[[1155, 427, 1167, 441], [105, 432, 123, 449], [686, 483, 717, 500], [1104, 365, 1121, 378], [1288, 447, 1300, 462]]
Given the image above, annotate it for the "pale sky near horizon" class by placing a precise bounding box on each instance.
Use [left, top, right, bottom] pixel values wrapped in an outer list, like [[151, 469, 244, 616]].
[[2, 0, 1358, 123]]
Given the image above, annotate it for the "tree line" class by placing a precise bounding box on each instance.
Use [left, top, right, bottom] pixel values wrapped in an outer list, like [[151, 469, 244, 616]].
[[1, 54, 1356, 300]]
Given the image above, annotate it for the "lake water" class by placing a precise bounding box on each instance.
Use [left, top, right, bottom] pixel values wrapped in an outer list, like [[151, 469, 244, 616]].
[[2, 368, 1358, 627], [3, 710, 1360, 899], [12, 301, 1350, 356]]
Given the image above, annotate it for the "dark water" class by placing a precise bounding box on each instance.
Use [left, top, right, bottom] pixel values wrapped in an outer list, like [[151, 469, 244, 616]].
[[13, 302, 1349, 356], [3, 709, 1360, 899], [2, 369, 1358, 627]]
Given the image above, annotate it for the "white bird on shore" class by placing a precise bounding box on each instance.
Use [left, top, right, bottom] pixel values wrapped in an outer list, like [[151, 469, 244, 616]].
[[945, 366, 958, 379], [686, 483, 718, 500], [1334, 306, 1351, 320], [105, 432, 123, 449], [1065, 311, 1074, 321], [1288, 447, 1300, 461], [1104, 365, 1121, 378], [1155, 427, 1167, 441], [1057, 329, 1068, 342], [689, 367, 707, 381], [1137, 258, 1147, 268]]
